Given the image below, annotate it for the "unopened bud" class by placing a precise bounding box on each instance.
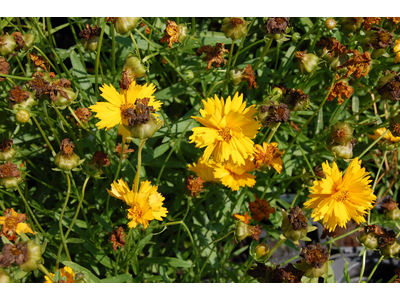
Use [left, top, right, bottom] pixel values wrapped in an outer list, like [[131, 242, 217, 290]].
[[82, 36, 100, 52], [251, 243, 270, 262], [126, 117, 164, 140], [221, 18, 248, 41], [325, 18, 337, 30], [22, 33, 35, 51], [295, 51, 319, 74], [0, 268, 11, 283], [339, 17, 363, 33], [114, 17, 140, 34], [20, 240, 42, 272], [53, 87, 78, 107], [123, 55, 147, 78], [54, 139, 81, 171], [235, 221, 262, 242], [16, 109, 30, 124], [0, 35, 17, 56], [329, 122, 354, 145], [328, 140, 355, 159], [177, 24, 188, 44], [0, 139, 16, 161]]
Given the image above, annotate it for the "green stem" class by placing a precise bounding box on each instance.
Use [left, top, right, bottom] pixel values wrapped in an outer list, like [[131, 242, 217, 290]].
[[129, 31, 142, 60], [111, 23, 116, 80], [32, 45, 60, 74], [95, 18, 106, 99], [0, 73, 33, 81], [191, 17, 196, 36], [32, 116, 56, 157], [57, 173, 72, 268], [344, 95, 381, 122], [253, 38, 273, 71], [106, 139, 126, 212], [358, 129, 390, 160], [231, 17, 256, 67], [290, 186, 305, 208], [240, 258, 255, 283], [206, 79, 229, 99], [200, 230, 235, 253], [265, 122, 281, 144], [16, 185, 46, 235], [221, 42, 235, 97], [358, 248, 367, 283], [366, 255, 384, 283], [266, 238, 287, 261], [38, 264, 54, 282], [134, 139, 146, 193]]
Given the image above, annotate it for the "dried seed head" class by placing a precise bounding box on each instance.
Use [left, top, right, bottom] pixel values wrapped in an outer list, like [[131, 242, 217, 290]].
[[186, 175, 205, 197], [197, 43, 229, 70], [110, 227, 126, 252], [0, 57, 10, 82]]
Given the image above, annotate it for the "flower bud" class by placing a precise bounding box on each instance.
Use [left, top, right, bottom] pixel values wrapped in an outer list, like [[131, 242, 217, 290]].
[[294, 243, 331, 279], [0, 35, 17, 56], [15, 109, 30, 124], [329, 122, 354, 145], [20, 240, 42, 272], [123, 55, 147, 78], [53, 87, 78, 107], [358, 232, 380, 250], [114, 17, 140, 34], [229, 65, 257, 89], [0, 161, 22, 189], [235, 221, 262, 242], [0, 268, 11, 283], [0, 139, 16, 161], [82, 35, 100, 52], [177, 24, 188, 44], [54, 139, 81, 171], [125, 116, 164, 140], [22, 33, 35, 51], [10, 89, 36, 111], [221, 18, 248, 41], [327, 140, 355, 159], [379, 230, 400, 258], [280, 207, 317, 245], [381, 196, 400, 221], [79, 24, 101, 52], [295, 50, 319, 74], [251, 243, 270, 262], [339, 17, 363, 33], [291, 32, 301, 42], [325, 18, 337, 30]]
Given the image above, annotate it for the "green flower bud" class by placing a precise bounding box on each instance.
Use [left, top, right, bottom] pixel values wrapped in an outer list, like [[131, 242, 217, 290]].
[[12, 91, 36, 111], [16, 109, 30, 124], [0, 268, 11, 283], [22, 33, 35, 51], [235, 221, 262, 243], [385, 207, 400, 221], [339, 17, 363, 33], [229, 68, 246, 86], [82, 35, 100, 52], [126, 117, 164, 140], [291, 32, 301, 42], [325, 18, 337, 30], [221, 18, 248, 41], [20, 240, 42, 272], [329, 122, 354, 145], [0, 175, 23, 189], [123, 55, 147, 78], [53, 87, 78, 108], [177, 24, 188, 44], [54, 139, 81, 171], [271, 87, 284, 97], [0, 35, 17, 56], [0, 147, 16, 162], [358, 232, 380, 250], [380, 241, 400, 258], [114, 17, 140, 34], [295, 50, 319, 74], [328, 140, 355, 159], [251, 243, 270, 262]]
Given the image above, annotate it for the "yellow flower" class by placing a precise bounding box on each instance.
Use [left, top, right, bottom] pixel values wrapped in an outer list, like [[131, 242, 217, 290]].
[[214, 159, 256, 191], [89, 82, 161, 142], [304, 157, 376, 232], [0, 208, 35, 241], [44, 266, 75, 283], [188, 157, 221, 183], [107, 179, 168, 229], [393, 39, 400, 63], [367, 127, 400, 144], [253, 142, 284, 173], [189, 93, 261, 166]]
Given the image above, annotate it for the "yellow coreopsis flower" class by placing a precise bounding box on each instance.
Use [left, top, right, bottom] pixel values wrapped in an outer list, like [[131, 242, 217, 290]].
[[107, 179, 168, 229], [304, 157, 376, 232], [253, 142, 284, 173], [44, 266, 75, 283], [188, 157, 221, 183], [89, 82, 162, 142], [189, 92, 261, 166], [393, 39, 400, 63], [368, 127, 400, 144], [0, 208, 35, 241], [214, 159, 256, 191]]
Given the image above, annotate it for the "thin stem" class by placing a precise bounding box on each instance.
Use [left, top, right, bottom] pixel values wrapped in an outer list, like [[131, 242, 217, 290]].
[[32, 116, 56, 157], [57, 173, 72, 268], [221, 42, 235, 97], [240, 258, 255, 283], [111, 23, 116, 80], [253, 38, 273, 71], [95, 18, 106, 99], [358, 129, 390, 160], [344, 95, 381, 122], [366, 255, 384, 283], [265, 122, 281, 144], [38, 264, 54, 282], [0, 73, 34, 81], [106, 139, 126, 212], [129, 31, 142, 60], [358, 248, 367, 283], [134, 139, 146, 193], [32, 45, 60, 74], [200, 230, 235, 253]]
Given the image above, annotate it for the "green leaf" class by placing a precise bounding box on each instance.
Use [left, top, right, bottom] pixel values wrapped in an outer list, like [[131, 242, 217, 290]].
[[343, 262, 350, 283], [66, 238, 85, 244], [1, 236, 12, 244], [139, 257, 193, 268], [70, 50, 93, 96], [16, 270, 29, 279], [93, 213, 113, 233], [62, 261, 102, 283], [329, 95, 351, 126], [101, 274, 133, 283]]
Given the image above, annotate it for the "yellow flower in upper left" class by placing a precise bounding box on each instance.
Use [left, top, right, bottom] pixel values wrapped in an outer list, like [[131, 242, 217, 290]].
[[189, 92, 261, 166], [89, 82, 162, 142], [0, 208, 35, 241]]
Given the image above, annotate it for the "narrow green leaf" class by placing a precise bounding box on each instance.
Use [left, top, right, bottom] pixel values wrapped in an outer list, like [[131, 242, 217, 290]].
[[66, 238, 85, 244], [101, 274, 132, 283], [343, 262, 350, 283], [93, 213, 113, 233], [139, 257, 193, 268], [62, 261, 102, 283]]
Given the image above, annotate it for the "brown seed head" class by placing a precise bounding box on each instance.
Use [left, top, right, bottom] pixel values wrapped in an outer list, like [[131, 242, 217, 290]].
[[0, 161, 20, 179], [29, 74, 50, 97], [9, 85, 30, 104], [243, 64, 257, 90], [0, 242, 28, 267], [120, 71, 134, 90], [288, 205, 308, 231], [72, 107, 92, 125], [380, 230, 396, 247], [269, 263, 304, 283], [0, 139, 13, 152], [377, 74, 400, 101], [110, 227, 126, 252], [382, 196, 398, 211], [0, 57, 10, 82], [197, 43, 229, 70], [59, 138, 75, 157], [316, 37, 347, 57], [92, 151, 110, 168], [367, 26, 394, 50], [186, 175, 205, 197], [11, 32, 24, 51], [263, 17, 290, 35], [250, 225, 262, 241], [261, 102, 290, 126], [300, 243, 329, 269], [78, 24, 101, 41], [160, 20, 179, 49], [249, 195, 275, 222]]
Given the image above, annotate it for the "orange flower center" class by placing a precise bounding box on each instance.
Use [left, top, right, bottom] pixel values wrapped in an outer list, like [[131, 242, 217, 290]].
[[332, 189, 349, 202], [10, 245, 23, 256], [219, 127, 232, 142], [5, 216, 17, 229]]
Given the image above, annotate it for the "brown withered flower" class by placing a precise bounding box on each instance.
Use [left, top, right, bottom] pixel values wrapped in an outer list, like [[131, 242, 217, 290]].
[[11, 32, 24, 51], [379, 230, 396, 248], [377, 73, 400, 101], [8, 85, 29, 104], [382, 196, 398, 211], [251, 225, 262, 241], [316, 37, 347, 57], [247, 261, 268, 282], [0, 161, 20, 179], [0, 57, 10, 82], [115, 143, 135, 161], [197, 43, 229, 70], [260, 102, 290, 126], [362, 17, 382, 31], [314, 165, 325, 178], [29, 53, 50, 72], [249, 195, 275, 222], [243, 64, 257, 89], [124, 98, 155, 127], [263, 17, 290, 35], [29, 73, 50, 97], [59, 139, 75, 157], [0, 208, 34, 242], [160, 20, 179, 49], [71, 107, 92, 125], [49, 78, 72, 102], [186, 175, 204, 197], [367, 26, 394, 50], [106, 17, 116, 23], [0, 139, 13, 153], [92, 151, 110, 168], [145, 27, 151, 35], [78, 24, 101, 41], [300, 243, 330, 270], [337, 50, 371, 79], [327, 75, 354, 104], [283, 88, 310, 111], [110, 227, 126, 252], [0, 242, 28, 267], [268, 263, 304, 283], [120, 71, 134, 90], [288, 205, 308, 231]]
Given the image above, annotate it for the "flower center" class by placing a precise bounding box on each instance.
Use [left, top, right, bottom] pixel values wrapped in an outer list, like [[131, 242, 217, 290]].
[[10, 245, 23, 256], [120, 103, 136, 120], [219, 127, 232, 142], [5, 216, 17, 229], [332, 189, 349, 202]]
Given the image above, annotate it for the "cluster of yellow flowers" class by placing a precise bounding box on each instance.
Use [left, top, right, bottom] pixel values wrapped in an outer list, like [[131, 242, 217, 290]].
[[188, 93, 284, 191]]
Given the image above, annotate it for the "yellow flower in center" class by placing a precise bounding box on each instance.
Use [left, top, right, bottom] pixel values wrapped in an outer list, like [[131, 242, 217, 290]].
[[107, 179, 168, 229], [89, 82, 161, 142], [253, 142, 284, 173], [188, 157, 221, 183], [213, 159, 256, 191], [189, 93, 261, 166], [304, 157, 376, 232]]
